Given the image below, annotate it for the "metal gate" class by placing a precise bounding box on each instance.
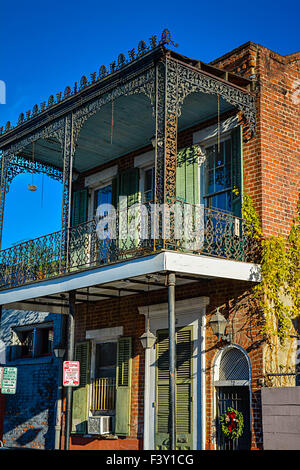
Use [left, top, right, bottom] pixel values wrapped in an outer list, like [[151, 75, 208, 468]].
[[216, 386, 251, 450]]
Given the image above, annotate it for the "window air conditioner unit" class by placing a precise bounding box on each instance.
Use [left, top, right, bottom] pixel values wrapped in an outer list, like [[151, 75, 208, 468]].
[[88, 416, 112, 435]]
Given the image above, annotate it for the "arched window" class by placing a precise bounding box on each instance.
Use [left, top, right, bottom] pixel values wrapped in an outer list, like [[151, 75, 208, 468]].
[[214, 346, 250, 386]]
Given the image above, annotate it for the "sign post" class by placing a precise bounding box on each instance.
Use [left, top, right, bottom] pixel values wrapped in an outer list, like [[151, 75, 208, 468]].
[[63, 361, 80, 387], [1, 367, 17, 394]]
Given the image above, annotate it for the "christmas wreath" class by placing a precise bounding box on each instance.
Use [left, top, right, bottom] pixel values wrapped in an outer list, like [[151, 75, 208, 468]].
[[220, 407, 244, 440]]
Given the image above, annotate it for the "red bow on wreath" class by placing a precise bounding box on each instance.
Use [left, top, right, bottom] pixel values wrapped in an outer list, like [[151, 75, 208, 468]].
[[227, 410, 238, 432]]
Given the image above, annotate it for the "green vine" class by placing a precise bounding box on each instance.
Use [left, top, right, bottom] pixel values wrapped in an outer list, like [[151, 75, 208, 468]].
[[242, 193, 300, 344]]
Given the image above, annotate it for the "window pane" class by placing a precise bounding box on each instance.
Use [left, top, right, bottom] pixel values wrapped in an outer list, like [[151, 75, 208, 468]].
[[21, 330, 34, 357], [215, 166, 225, 191], [206, 146, 215, 170], [94, 184, 112, 216], [39, 328, 53, 355], [95, 342, 117, 379], [144, 168, 154, 202]]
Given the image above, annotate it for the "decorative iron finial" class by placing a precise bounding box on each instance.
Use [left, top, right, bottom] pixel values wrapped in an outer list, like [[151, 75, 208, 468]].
[[118, 53, 126, 68], [64, 86, 71, 98], [149, 35, 157, 48], [99, 65, 107, 78], [48, 95, 55, 107], [160, 29, 178, 47], [18, 113, 24, 124], [138, 40, 147, 55], [128, 48, 135, 61], [32, 104, 39, 116], [80, 75, 88, 89], [0, 30, 179, 135]]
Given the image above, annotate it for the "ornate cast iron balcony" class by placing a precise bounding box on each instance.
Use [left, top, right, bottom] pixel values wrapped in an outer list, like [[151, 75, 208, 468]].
[[0, 204, 258, 290]]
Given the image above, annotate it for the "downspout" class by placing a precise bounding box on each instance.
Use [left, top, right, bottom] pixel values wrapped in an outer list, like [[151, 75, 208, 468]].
[[200, 311, 206, 450], [64, 290, 76, 450], [143, 346, 151, 450], [54, 355, 64, 449], [54, 313, 67, 450], [167, 273, 176, 450]]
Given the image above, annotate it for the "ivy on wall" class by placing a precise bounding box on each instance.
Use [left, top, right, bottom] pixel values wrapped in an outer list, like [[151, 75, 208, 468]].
[[242, 193, 300, 344]]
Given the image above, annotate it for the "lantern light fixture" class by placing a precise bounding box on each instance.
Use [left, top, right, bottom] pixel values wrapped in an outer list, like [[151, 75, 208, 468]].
[[209, 307, 232, 343]]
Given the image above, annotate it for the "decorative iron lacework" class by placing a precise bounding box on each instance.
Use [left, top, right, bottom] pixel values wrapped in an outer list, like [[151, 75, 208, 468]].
[[5, 155, 63, 186], [0, 205, 258, 290], [0, 29, 177, 137]]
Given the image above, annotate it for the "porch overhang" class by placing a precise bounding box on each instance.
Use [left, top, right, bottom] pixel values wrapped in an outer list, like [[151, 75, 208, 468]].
[[0, 251, 261, 313]]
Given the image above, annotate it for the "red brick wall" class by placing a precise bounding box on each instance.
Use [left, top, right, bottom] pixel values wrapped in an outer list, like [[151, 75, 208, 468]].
[[71, 278, 263, 450], [211, 42, 300, 238]]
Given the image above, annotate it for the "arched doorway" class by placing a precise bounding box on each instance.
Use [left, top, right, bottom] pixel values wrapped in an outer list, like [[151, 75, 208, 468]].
[[214, 345, 251, 450]]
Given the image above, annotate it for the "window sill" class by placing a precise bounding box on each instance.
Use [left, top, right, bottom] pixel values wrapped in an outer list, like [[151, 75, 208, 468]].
[[82, 434, 119, 440]]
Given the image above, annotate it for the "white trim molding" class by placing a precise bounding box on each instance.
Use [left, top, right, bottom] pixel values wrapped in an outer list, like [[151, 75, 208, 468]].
[[138, 296, 210, 450]]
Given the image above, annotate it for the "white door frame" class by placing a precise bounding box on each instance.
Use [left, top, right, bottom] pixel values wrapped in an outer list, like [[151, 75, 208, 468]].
[[138, 296, 209, 450]]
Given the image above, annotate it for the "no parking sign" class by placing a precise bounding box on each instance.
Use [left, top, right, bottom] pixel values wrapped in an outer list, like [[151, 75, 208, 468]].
[[63, 361, 80, 387]]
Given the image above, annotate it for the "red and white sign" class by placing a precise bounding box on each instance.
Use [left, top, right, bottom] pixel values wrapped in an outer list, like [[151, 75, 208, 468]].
[[63, 361, 80, 387]]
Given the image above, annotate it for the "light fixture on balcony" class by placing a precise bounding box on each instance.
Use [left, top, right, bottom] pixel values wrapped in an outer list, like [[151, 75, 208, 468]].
[[208, 307, 232, 343], [150, 136, 156, 148], [140, 327, 157, 350]]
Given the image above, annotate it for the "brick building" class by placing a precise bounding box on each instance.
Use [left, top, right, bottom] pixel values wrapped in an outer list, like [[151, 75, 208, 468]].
[[0, 33, 298, 450]]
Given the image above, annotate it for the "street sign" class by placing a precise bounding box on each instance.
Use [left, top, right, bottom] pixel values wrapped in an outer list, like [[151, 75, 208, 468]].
[[1, 367, 17, 394], [63, 361, 80, 387], [0, 367, 3, 388]]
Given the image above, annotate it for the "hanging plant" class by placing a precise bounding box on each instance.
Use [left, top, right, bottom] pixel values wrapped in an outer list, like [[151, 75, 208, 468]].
[[220, 407, 244, 440]]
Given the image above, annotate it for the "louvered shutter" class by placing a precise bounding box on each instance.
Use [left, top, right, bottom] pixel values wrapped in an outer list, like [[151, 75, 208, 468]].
[[176, 146, 199, 205], [175, 327, 193, 443], [71, 341, 90, 433], [115, 337, 132, 436], [71, 189, 88, 226], [114, 168, 140, 252], [231, 126, 243, 217], [155, 327, 193, 450], [176, 147, 200, 251], [70, 189, 89, 269]]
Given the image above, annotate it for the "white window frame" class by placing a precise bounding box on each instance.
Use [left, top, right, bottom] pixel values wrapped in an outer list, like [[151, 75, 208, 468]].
[[85, 166, 118, 220], [86, 327, 123, 417]]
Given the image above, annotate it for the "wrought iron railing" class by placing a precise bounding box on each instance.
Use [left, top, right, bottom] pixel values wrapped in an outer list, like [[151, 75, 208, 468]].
[[90, 378, 116, 412], [0, 203, 259, 290]]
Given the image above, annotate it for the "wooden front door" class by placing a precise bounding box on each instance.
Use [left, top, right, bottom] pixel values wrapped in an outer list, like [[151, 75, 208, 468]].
[[216, 386, 251, 450], [155, 327, 193, 450]]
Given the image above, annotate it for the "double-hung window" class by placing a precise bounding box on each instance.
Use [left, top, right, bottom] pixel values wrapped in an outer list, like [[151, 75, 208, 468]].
[[204, 138, 232, 212]]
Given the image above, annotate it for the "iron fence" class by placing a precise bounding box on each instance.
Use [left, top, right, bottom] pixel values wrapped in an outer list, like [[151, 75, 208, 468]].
[[0, 203, 259, 290]]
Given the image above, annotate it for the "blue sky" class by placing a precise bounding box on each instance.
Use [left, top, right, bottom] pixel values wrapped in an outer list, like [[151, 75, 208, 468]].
[[0, 0, 299, 248]]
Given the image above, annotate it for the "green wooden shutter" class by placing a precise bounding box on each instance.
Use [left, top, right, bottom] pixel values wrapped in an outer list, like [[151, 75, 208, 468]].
[[116, 168, 140, 252], [155, 327, 193, 450], [231, 126, 243, 217], [115, 337, 132, 436], [176, 146, 200, 251], [176, 146, 199, 205], [71, 341, 90, 434], [175, 327, 193, 446], [71, 189, 88, 226]]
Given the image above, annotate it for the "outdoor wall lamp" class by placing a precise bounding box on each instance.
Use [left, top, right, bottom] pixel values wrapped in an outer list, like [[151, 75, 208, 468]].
[[209, 308, 232, 343], [53, 346, 66, 358], [140, 327, 156, 349]]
